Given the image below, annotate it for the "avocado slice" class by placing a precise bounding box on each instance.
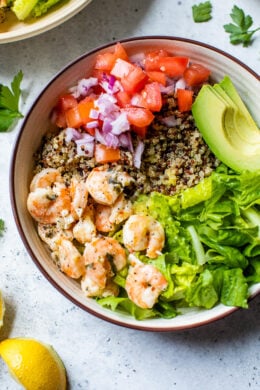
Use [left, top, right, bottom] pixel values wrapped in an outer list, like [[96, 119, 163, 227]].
[[192, 76, 260, 172]]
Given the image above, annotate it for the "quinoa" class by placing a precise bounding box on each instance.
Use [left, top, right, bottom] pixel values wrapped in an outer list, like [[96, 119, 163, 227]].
[[34, 94, 219, 197]]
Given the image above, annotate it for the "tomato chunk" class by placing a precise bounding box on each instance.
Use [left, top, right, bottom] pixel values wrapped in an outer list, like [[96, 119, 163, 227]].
[[65, 106, 82, 128], [157, 57, 189, 77], [144, 49, 170, 71], [78, 99, 95, 123], [114, 42, 129, 61], [131, 125, 148, 138], [56, 94, 78, 112], [121, 66, 148, 94], [146, 71, 167, 86], [94, 52, 116, 72], [184, 63, 211, 86], [177, 89, 194, 112], [115, 90, 131, 108], [111, 58, 134, 79], [142, 82, 162, 112], [123, 107, 154, 127], [95, 144, 121, 163]]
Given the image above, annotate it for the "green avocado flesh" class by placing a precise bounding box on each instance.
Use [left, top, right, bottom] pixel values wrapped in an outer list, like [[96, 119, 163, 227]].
[[192, 76, 260, 172]]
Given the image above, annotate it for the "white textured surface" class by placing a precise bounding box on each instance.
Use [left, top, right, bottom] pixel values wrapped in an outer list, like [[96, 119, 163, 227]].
[[0, 0, 259, 389]]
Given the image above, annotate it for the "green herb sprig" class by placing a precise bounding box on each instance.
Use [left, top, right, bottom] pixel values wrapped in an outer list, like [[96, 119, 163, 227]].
[[0, 70, 23, 132], [0, 219, 5, 237], [224, 5, 260, 47], [192, 1, 212, 23]]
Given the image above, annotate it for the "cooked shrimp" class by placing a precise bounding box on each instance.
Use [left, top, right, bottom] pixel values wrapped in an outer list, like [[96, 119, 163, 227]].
[[38, 223, 73, 251], [86, 166, 133, 205], [122, 215, 165, 259], [81, 236, 126, 297], [70, 176, 89, 219], [125, 255, 168, 309], [83, 236, 127, 272], [95, 194, 133, 233], [73, 207, 96, 244], [57, 239, 85, 279], [27, 168, 72, 225], [81, 257, 112, 297], [29, 168, 64, 192]]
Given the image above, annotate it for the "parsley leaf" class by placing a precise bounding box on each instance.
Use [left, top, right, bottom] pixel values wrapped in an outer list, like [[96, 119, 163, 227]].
[[0, 219, 5, 237], [192, 1, 212, 23], [224, 5, 260, 47], [0, 71, 23, 132]]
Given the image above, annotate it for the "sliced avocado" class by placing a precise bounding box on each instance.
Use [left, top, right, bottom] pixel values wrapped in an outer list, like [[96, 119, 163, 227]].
[[192, 76, 260, 172]]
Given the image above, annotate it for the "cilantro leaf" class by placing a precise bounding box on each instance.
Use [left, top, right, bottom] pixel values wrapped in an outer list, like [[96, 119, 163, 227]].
[[224, 5, 260, 47], [0, 71, 23, 132], [192, 1, 212, 23], [0, 219, 5, 237]]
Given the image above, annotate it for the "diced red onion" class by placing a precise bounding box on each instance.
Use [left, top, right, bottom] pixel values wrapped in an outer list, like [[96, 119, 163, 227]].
[[95, 129, 107, 145], [75, 138, 95, 157], [159, 84, 175, 94], [161, 115, 178, 127], [89, 108, 99, 119], [118, 132, 134, 153], [111, 111, 130, 135], [70, 77, 98, 98], [133, 139, 144, 169], [129, 53, 145, 68], [95, 93, 119, 117], [102, 118, 113, 134], [65, 128, 82, 143], [175, 78, 186, 91], [86, 121, 99, 129]]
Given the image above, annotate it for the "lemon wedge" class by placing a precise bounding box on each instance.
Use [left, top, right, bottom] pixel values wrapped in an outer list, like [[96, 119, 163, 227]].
[[0, 290, 5, 329], [0, 338, 67, 389]]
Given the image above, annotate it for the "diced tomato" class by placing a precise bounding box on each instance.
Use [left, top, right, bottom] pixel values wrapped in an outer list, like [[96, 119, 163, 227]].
[[131, 92, 148, 109], [94, 52, 116, 71], [131, 125, 148, 138], [53, 109, 67, 128], [65, 98, 95, 128], [111, 58, 134, 79], [123, 107, 154, 127], [95, 143, 121, 163], [144, 49, 170, 71], [92, 69, 107, 81], [56, 94, 78, 112], [115, 90, 132, 108], [177, 89, 194, 112], [121, 66, 148, 94], [142, 82, 162, 112], [78, 98, 95, 123], [183, 63, 211, 86], [81, 124, 96, 136], [157, 57, 189, 77], [114, 42, 129, 61], [65, 106, 83, 128], [146, 71, 167, 86]]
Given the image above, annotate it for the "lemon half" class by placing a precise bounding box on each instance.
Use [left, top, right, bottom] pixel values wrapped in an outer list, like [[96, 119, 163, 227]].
[[0, 290, 5, 329], [0, 338, 67, 390]]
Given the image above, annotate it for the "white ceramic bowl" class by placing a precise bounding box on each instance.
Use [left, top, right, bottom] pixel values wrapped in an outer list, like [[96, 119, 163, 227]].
[[0, 0, 92, 43], [10, 37, 260, 331]]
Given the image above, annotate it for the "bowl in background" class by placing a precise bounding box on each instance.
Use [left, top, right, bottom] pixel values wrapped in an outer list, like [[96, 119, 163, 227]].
[[0, 0, 92, 43], [10, 37, 260, 331]]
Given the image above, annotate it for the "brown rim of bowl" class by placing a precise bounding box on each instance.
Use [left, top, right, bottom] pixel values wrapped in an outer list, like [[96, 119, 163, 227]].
[[9, 36, 260, 332]]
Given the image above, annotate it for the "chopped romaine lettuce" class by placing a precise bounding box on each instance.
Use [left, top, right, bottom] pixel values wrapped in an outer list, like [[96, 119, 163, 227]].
[[12, 0, 38, 20], [98, 168, 260, 320], [32, 0, 66, 18]]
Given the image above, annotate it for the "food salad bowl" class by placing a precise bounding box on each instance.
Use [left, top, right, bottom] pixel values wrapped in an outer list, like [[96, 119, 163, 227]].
[[0, 0, 92, 44], [10, 37, 260, 331]]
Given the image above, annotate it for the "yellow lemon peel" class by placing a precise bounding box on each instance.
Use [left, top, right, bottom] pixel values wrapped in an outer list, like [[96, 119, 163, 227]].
[[0, 338, 67, 390], [0, 290, 5, 329]]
